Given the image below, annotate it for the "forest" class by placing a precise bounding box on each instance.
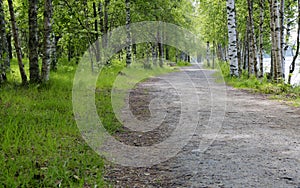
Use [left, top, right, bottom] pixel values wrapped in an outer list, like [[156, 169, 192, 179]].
[[1, 0, 300, 187], [1, 0, 300, 84]]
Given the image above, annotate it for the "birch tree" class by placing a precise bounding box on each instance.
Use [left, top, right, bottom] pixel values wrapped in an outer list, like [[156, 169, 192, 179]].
[[29, 0, 40, 83], [41, 0, 53, 82], [125, 0, 132, 66], [93, 2, 100, 62], [259, 0, 265, 77], [7, 0, 27, 84], [103, 0, 109, 49], [226, 0, 239, 76], [0, 0, 9, 82], [289, 0, 300, 84], [157, 30, 163, 67], [206, 41, 210, 67], [280, 0, 285, 77], [271, 0, 283, 81], [247, 0, 258, 77]]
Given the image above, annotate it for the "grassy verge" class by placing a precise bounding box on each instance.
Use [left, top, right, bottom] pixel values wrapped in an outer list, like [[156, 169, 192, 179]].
[[176, 60, 192, 67], [0, 59, 177, 187], [217, 61, 300, 107]]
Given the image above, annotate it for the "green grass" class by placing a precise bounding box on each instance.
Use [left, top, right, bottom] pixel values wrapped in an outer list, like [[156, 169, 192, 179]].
[[176, 60, 191, 67], [217, 61, 300, 107], [0, 58, 177, 187]]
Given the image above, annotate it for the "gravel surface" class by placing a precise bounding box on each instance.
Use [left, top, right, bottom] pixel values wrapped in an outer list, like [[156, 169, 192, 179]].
[[104, 64, 300, 188]]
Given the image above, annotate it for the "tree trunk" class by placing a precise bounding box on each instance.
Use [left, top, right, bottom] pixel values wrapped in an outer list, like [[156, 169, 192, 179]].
[[206, 41, 210, 67], [165, 45, 169, 61], [93, 2, 100, 62], [132, 42, 137, 59], [280, 0, 285, 78], [50, 33, 58, 71], [269, 0, 283, 80], [270, 0, 276, 79], [144, 43, 151, 69], [7, 31, 12, 59], [8, 0, 27, 84], [156, 23, 164, 67], [247, 16, 253, 76], [259, 0, 265, 77], [99, 2, 104, 36], [125, 0, 132, 66], [98, 1, 104, 64], [285, 3, 292, 52], [103, 0, 109, 48], [226, 0, 239, 76], [41, 0, 53, 82], [236, 30, 242, 75], [217, 44, 222, 61], [68, 39, 72, 62], [29, 0, 40, 83], [274, 0, 283, 81], [288, 0, 300, 84], [247, 0, 258, 77], [152, 43, 158, 66], [0, 0, 9, 82], [212, 41, 216, 68], [175, 48, 178, 64], [244, 24, 249, 71], [158, 30, 163, 67]]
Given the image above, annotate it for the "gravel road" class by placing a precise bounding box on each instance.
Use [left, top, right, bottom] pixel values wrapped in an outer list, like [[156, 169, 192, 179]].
[[104, 64, 300, 188]]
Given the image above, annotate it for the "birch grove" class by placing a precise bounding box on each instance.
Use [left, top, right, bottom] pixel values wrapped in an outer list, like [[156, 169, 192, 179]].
[[199, 0, 299, 83]]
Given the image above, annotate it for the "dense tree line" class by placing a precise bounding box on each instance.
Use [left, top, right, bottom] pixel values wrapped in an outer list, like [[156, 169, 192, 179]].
[[0, 0, 195, 85], [198, 0, 300, 83], [2, 0, 299, 85]]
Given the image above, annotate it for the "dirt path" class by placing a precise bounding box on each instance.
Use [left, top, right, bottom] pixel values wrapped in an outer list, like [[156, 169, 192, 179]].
[[104, 64, 300, 188]]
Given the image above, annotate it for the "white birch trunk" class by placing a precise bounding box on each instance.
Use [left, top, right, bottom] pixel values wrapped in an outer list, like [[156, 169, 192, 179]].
[[226, 0, 239, 76], [259, 0, 264, 77], [125, 0, 132, 66], [41, 0, 52, 82], [274, 0, 283, 80], [29, 0, 40, 83]]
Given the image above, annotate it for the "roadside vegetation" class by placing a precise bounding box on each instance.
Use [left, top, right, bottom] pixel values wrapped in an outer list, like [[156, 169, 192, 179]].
[[217, 61, 300, 107], [0, 58, 181, 187]]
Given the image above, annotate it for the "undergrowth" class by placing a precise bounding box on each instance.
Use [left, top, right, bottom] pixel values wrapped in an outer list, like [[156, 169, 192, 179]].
[[176, 60, 191, 67], [217, 61, 300, 107]]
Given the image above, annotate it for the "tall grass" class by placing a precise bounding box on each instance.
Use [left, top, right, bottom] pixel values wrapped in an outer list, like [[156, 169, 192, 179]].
[[0, 58, 177, 187]]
